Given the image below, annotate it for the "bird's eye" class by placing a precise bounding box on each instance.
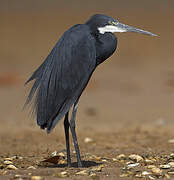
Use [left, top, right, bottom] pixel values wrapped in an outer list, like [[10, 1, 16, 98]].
[[108, 21, 118, 25]]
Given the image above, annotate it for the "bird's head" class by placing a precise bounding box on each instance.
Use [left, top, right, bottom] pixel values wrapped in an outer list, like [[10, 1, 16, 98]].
[[86, 14, 157, 36]]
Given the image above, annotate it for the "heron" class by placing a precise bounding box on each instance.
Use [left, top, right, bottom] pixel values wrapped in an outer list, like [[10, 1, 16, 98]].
[[25, 14, 157, 167]]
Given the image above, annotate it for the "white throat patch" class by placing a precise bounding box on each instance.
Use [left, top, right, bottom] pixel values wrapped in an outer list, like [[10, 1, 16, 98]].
[[98, 25, 127, 34]]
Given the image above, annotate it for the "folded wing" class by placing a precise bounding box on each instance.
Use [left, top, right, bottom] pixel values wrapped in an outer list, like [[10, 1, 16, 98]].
[[25, 24, 96, 133]]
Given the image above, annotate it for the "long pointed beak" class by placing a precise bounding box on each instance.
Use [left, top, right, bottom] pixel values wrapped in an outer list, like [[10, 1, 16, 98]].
[[115, 22, 157, 36]]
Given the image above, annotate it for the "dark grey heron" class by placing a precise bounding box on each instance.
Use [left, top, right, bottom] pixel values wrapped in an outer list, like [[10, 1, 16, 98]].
[[25, 14, 157, 167]]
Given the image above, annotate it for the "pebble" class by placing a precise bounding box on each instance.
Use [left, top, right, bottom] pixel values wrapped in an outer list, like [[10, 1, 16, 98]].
[[160, 164, 171, 169], [84, 137, 93, 143], [150, 158, 156, 162], [117, 154, 126, 160], [126, 161, 133, 165], [112, 158, 117, 162], [145, 159, 154, 164], [168, 162, 174, 168], [4, 158, 13, 161], [51, 151, 57, 156], [135, 173, 142, 178], [151, 167, 162, 175], [168, 139, 174, 143], [120, 173, 129, 177], [11, 156, 23, 160], [147, 165, 157, 169], [6, 164, 18, 170], [27, 166, 36, 169], [94, 156, 102, 161], [88, 155, 102, 161], [91, 165, 104, 172], [129, 154, 143, 162], [14, 174, 21, 178], [76, 170, 88, 175], [10, 156, 18, 160], [18, 156, 23, 160], [89, 172, 97, 177], [58, 160, 66, 164], [58, 152, 65, 157], [3, 160, 13, 165], [59, 171, 68, 177], [31, 176, 43, 180], [142, 171, 151, 176], [60, 171, 67, 175], [148, 175, 156, 180], [170, 153, 174, 158], [127, 163, 140, 168]]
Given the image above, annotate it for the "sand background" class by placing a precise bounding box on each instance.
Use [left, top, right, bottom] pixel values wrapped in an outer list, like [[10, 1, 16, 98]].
[[0, 0, 174, 179]]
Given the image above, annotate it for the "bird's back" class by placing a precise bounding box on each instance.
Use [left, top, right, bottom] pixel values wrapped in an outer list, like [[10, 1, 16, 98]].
[[25, 24, 96, 133]]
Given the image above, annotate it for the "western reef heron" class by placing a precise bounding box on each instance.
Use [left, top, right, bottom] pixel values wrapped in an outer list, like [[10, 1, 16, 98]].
[[25, 14, 157, 167]]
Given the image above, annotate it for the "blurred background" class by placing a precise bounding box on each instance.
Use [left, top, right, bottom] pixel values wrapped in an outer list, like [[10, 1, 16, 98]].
[[0, 0, 174, 153]]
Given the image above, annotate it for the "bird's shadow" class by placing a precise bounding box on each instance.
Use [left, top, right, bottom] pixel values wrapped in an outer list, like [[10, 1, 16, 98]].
[[41, 160, 102, 168]]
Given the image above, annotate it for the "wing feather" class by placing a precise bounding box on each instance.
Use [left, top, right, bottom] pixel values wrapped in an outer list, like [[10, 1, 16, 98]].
[[25, 24, 96, 133]]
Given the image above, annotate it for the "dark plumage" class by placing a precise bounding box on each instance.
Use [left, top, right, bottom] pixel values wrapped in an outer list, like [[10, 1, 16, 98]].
[[25, 14, 156, 167], [26, 24, 96, 133]]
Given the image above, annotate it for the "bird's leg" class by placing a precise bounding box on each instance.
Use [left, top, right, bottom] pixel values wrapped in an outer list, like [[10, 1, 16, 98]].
[[64, 112, 71, 167], [69, 102, 82, 167]]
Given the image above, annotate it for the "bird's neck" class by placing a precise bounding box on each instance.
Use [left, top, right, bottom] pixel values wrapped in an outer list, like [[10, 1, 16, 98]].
[[95, 32, 117, 65]]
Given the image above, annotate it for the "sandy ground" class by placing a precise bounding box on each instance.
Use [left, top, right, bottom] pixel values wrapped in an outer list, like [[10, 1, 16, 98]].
[[1, 1, 174, 179]]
